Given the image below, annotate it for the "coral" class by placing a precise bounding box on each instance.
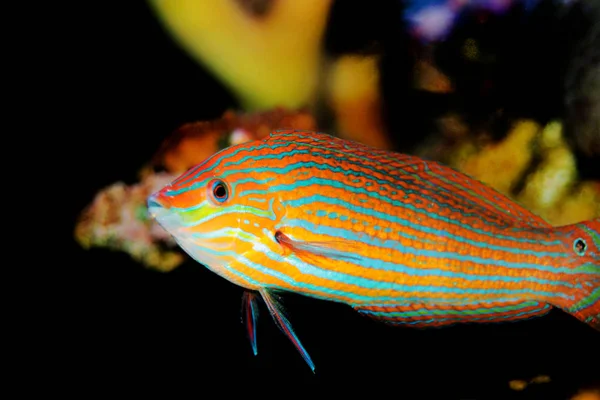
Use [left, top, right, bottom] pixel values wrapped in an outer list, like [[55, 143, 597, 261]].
[[441, 119, 599, 226], [451, 119, 540, 195], [150, 108, 317, 174], [75, 172, 183, 272], [148, 0, 332, 110]]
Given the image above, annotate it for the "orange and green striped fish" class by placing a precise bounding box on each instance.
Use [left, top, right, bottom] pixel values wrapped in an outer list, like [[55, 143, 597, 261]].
[[147, 130, 600, 372]]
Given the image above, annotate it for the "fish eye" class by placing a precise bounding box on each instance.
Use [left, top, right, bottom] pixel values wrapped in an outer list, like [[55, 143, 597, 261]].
[[209, 179, 229, 203], [573, 238, 587, 256]]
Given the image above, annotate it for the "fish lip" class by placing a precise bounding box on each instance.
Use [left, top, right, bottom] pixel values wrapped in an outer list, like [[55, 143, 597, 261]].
[[147, 197, 162, 210], [147, 193, 170, 220], [146, 192, 185, 235]]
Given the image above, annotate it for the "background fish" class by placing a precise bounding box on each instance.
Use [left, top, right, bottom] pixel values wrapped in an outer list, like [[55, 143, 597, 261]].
[[147, 130, 600, 372]]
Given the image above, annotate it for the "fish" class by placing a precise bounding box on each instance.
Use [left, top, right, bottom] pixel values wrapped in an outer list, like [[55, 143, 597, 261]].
[[147, 129, 600, 372]]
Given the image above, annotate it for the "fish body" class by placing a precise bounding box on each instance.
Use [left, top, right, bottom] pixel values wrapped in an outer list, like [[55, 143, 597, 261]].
[[148, 130, 600, 371]]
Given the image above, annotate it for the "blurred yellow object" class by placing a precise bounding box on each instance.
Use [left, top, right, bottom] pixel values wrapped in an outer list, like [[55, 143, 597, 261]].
[[509, 375, 551, 391], [508, 380, 528, 391], [518, 121, 577, 219], [446, 119, 599, 226], [530, 375, 551, 384], [148, 0, 332, 110], [516, 121, 599, 225], [453, 119, 540, 195], [549, 181, 600, 226], [326, 55, 390, 149], [147, 1, 459, 150]]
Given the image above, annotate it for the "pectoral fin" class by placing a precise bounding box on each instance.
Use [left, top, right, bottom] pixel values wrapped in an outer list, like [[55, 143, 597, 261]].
[[275, 230, 363, 264], [259, 288, 315, 373], [241, 291, 259, 356]]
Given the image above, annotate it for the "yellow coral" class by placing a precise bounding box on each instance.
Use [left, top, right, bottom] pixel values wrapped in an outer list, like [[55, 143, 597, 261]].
[[148, 0, 332, 110], [452, 119, 541, 195], [516, 121, 599, 225], [539, 180, 600, 226], [444, 119, 599, 226], [518, 121, 577, 217]]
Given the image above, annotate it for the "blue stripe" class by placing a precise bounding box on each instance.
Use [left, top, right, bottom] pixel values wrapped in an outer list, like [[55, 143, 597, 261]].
[[185, 236, 569, 304], [359, 302, 547, 317], [230, 232, 573, 299], [269, 132, 547, 227], [373, 304, 551, 325], [224, 151, 513, 229], [254, 178, 560, 246], [177, 142, 296, 186], [227, 159, 520, 230], [166, 176, 276, 198], [283, 203, 564, 258], [177, 134, 515, 232], [284, 218, 578, 277], [171, 133, 547, 240], [177, 235, 564, 311]]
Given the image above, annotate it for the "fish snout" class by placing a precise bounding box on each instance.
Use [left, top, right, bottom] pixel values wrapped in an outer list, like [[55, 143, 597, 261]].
[[147, 191, 171, 219]]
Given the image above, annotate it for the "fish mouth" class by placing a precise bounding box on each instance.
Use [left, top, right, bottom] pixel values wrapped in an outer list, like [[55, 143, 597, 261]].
[[147, 192, 181, 232], [147, 193, 168, 218], [147, 197, 162, 212]]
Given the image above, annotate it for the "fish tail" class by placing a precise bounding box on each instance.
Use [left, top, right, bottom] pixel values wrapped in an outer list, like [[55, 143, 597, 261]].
[[554, 218, 600, 330]]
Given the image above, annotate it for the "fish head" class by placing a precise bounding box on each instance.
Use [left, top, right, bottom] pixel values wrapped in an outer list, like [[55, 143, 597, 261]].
[[147, 138, 288, 288]]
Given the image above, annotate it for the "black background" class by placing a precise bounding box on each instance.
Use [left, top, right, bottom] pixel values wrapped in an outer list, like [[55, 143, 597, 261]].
[[38, 1, 600, 397]]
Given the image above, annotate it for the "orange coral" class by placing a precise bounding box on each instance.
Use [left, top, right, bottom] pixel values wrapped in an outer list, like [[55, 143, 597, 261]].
[[150, 108, 317, 174]]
